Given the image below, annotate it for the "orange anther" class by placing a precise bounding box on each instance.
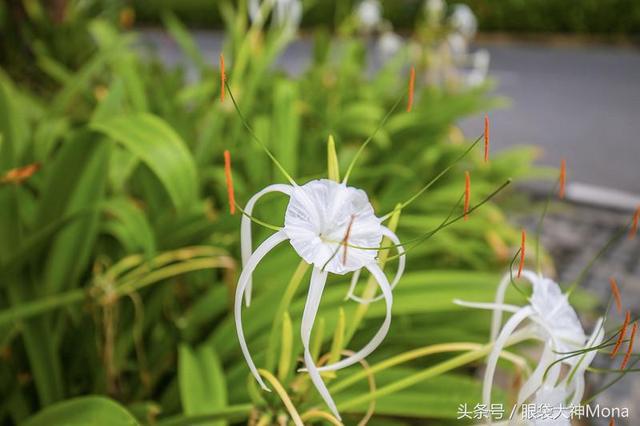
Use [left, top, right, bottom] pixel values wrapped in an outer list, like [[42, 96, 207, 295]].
[[609, 277, 622, 315], [630, 206, 639, 240], [484, 114, 490, 162], [464, 171, 471, 221], [0, 162, 41, 184], [220, 53, 226, 103], [223, 150, 235, 215], [559, 159, 566, 199], [611, 310, 631, 358], [517, 230, 526, 278], [620, 321, 637, 370], [407, 66, 415, 112]]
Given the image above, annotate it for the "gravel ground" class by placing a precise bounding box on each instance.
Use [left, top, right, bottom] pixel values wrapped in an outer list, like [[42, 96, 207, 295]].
[[517, 200, 640, 425]]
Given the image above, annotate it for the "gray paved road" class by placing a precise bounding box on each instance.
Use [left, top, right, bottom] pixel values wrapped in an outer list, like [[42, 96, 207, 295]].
[[461, 42, 640, 196]]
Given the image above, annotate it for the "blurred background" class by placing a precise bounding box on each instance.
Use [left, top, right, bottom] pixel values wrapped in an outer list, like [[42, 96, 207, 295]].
[[1, 0, 639, 425]]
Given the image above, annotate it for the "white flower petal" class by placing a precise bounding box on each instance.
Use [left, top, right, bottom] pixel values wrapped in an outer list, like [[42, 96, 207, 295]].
[[300, 267, 341, 419], [234, 230, 289, 391], [316, 262, 392, 372], [484, 306, 534, 406], [347, 226, 405, 304], [241, 184, 292, 306], [284, 179, 383, 275], [453, 299, 521, 313], [517, 342, 559, 406], [490, 272, 516, 341]]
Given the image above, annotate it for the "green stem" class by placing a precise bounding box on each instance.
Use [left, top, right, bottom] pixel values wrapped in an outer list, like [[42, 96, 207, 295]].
[[337, 332, 530, 411]]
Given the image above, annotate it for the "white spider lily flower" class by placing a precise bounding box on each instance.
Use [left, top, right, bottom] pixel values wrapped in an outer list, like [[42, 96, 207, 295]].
[[523, 318, 605, 425], [236, 178, 404, 420], [450, 3, 477, 39], [248, 0, 302, 35], [454, 270, 588, 408], [356, 0, 382, 32], [378, 31, 404, 61], [465, 48, 490, 87]]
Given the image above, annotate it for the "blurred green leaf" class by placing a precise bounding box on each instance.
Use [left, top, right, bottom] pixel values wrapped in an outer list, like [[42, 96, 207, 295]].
[[22, 396, 140, 426], [178, 344, 228, 426], [91, 113, 199, 211]]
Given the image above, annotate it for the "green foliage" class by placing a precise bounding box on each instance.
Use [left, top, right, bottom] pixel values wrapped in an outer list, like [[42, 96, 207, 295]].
[[0, 2, 543, 425], [22, 396, 140, 426]]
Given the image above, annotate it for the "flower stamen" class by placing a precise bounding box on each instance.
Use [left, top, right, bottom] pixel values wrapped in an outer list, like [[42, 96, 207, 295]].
[[464, 171, 470, 221], [342, 215, 356, 265], [609, 276, 622, 314], [220, 53, 225, 103], [620, 321, 637, 369], [611, 310, 631, 358], [559, 159, 566, 199], [484, 114, 490, 162], [0, 162, 41, 184], [517, 230, 526, 278], [407, 66, 415, 112], [224, 150, 235, 215]]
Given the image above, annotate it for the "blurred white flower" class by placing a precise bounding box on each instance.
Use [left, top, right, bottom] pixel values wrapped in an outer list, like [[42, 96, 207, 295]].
[[248, 0, 302, 35], [236, 178, 405, 420], [356, 0, 382, 31], [273, 0, 302, 35], [378, 31, 403, 60], [450, 3, 477, 39], [446, 32, 468, 59], [465, 49, 490, 87]]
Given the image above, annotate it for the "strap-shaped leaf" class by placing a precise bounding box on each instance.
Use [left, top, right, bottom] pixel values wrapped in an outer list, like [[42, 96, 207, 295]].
[[178, 344, 228, 426], [22, 396, 139, 426], [91, 113, 199, 211]]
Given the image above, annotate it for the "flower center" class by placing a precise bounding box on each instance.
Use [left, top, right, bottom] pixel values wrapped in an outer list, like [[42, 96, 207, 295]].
[[284, 179, 383, 274]]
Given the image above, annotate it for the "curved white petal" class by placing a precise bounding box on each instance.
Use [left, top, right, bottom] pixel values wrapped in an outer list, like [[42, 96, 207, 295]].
[[241, 184, 292, 306], [517, 342, 558, 406], [483, 306, 534, 407], [300, 267, 341, 420], [346, 226, 405, 304], [234, 230, 288, 391], [568, 317, 605, 406], [454, 299, 521, 313], [490, 272, 513, 342], [316, 262, 392, 372], [345, 268, 362, 301]]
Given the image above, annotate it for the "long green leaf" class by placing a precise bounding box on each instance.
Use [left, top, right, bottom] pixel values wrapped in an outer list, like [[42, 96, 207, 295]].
[[178, 344, 228, 426], [91, 113, 199, 211]]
